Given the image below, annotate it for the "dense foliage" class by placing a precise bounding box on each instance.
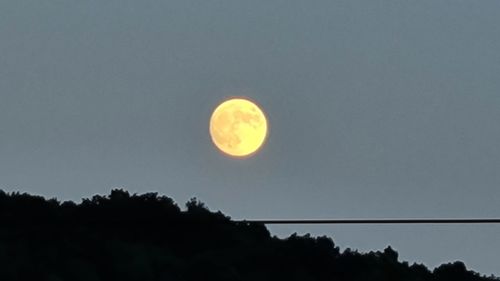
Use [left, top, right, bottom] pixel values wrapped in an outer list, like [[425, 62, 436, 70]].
[[0, 189, 496, 281]]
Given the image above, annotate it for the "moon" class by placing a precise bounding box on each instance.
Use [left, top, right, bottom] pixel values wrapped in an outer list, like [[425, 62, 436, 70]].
[[209, 98, 268, 157]]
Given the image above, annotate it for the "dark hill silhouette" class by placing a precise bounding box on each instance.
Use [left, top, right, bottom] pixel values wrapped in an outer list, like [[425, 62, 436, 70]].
[[0, 189, 496, 281]]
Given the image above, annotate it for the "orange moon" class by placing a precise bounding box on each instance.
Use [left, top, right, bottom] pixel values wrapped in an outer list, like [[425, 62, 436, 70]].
[[209, 98, 268, 157]]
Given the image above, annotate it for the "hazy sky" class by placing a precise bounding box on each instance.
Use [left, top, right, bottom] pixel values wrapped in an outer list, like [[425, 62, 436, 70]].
[[1, 0, 499, 276]]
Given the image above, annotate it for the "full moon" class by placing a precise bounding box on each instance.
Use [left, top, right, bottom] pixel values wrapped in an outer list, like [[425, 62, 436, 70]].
[[209, 98, 268, 157]]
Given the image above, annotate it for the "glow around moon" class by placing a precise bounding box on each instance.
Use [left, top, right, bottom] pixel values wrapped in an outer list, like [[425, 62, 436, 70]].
[[209, 98, 268, 157]]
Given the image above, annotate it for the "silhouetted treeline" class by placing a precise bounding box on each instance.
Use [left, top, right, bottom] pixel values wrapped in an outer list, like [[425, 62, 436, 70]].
[[0, 189, 496, 281]]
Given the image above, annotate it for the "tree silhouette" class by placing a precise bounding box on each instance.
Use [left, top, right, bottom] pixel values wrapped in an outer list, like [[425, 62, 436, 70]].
[[0, 189, 496, 281]]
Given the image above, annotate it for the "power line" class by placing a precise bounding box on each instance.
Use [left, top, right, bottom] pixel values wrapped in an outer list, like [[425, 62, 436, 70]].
[[240, 218, 500, 224]]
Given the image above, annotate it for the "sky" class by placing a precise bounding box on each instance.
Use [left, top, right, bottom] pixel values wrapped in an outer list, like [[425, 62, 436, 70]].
[[1, 0, 499, 276]]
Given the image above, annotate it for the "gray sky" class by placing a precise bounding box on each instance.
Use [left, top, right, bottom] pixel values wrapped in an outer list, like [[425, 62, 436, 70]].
[[1, 0, 499, 276]]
